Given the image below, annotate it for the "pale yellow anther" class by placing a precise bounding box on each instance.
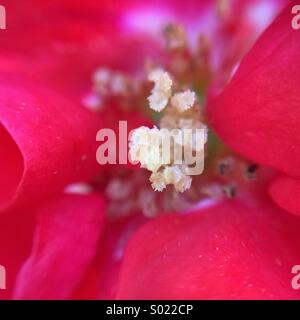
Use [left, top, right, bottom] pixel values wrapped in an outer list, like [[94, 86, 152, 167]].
[[150, 171, 167, 192], [129, 126, 163, 172], [110, 73, 128, 95], [148, 69, 172, 112], [149, 165, 193, 193], [174, 174, 192, 193], [163, 166, 193, 193], [129, 68, 206, 194], [93, 67, 112, 94], [171, 90, 196, 113], [163, 166, 184, 184]]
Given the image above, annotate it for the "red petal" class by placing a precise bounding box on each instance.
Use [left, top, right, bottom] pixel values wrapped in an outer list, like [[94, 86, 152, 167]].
[[208, 2, 300, 178], [0, 1, 162, 101], [72, 213, 148, 300], [0, 75, 101, 212], [13, 194, 106, 300], [116, 199, 300, 299], [269, 175, 300, 217], [0, 207, 35, 300]]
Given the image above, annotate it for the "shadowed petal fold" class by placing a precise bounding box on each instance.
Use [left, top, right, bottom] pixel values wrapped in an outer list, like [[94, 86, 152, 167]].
[[0, 75, 102, 211]]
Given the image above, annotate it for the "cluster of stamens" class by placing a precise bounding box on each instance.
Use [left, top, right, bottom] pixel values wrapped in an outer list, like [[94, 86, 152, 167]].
[[129, 68, 207, 193], [83, 67, 145, 112], [82, 7, 263, 217]]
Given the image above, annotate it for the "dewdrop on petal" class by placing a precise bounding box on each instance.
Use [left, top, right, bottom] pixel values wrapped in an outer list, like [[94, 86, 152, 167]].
[[148, 69, 173, 112], [171, 90, 196, 113]]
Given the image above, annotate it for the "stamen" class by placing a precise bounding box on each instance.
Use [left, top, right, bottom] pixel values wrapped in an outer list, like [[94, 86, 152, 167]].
[[129, 126, 164, 172], [138, 188, 158, 218], [217, 157, 235, 176], [163, 165, 192, 193], [245, 164, 258, 180], [163, 23, 187, 51], [216, 0, 230, 18], [149, 166, 192, 193], [130, 68, 207, 193], [87, 20, 260, 217], [222, 184, 237, 198], [148, 69, 173, 112], [171, 90, 196, 113], [163, 165, 184, 184], [91, 67, 144, 114], [93, 67, 112, 95], [150, 172, 167, 192], [110, 72, 129, 96], [106, 178, 132, 201]]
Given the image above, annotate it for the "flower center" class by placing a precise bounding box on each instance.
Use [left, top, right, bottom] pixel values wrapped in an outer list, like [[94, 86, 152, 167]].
[[85, 19, 260, 218]]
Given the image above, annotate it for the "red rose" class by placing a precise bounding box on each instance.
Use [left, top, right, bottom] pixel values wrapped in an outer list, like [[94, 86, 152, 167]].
[[1, 0, 300, 300]]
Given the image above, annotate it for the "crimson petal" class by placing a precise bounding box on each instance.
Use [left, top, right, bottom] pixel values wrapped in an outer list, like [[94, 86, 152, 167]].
[[72, 213, 148, 300], [0, 75, 101, 212], [13, 194, 106, 300], [269, 175, 300, 217], [208, 2, 300, 178], [117, 199, 300, 299], [0, 207, 35, 300]]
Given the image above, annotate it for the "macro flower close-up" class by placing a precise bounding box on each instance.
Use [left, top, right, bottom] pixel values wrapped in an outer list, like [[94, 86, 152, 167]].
[[0, 0, 300, 302]]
